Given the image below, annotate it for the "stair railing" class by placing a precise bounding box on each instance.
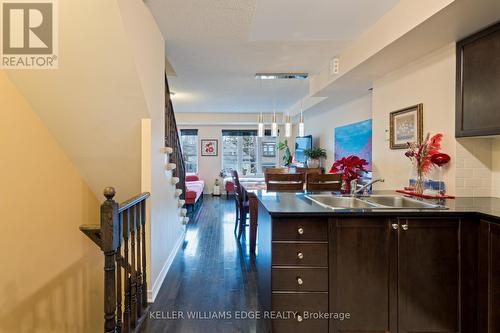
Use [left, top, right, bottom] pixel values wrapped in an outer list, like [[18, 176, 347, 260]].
[[164, 75, 186, 200], [80, 187, 150, 333]]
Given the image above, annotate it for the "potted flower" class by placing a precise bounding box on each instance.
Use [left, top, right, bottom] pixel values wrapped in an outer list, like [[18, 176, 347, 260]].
[[277, 140, 293, 167], [330, 155, 368, 193], [304, 147, 327, 168]]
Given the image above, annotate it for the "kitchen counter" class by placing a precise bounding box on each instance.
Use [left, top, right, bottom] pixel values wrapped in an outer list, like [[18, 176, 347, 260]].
[[255, 190, 500, 332], [255, 190, 500, 223]]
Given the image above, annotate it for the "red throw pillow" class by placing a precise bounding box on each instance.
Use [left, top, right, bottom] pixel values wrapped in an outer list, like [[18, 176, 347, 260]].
[[186, 175, 199, 182], [185, 190, 197, 199]]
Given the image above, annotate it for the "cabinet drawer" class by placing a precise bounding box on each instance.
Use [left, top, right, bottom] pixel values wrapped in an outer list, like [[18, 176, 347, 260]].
[[272, 243, 328, 267], [273, 218, 327, 241], [272, 293, 328, 332], [272, 267, 328, 292]]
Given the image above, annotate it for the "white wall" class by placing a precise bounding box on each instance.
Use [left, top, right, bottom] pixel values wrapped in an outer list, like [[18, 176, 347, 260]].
[[309, 0, 455, 98], [0, 71, 103, 332], [176, 113, 291, 194], [174, 112, 283, 126], [180, 125, 252, 193], [371, 43, 497, 197], [304, 94, 372, 170], [6, 0, 151, 202], [117, 0, 185, 301], [372, 44, 457, 192], [177, 122, 292, 194], [307, 41, 500, 197]]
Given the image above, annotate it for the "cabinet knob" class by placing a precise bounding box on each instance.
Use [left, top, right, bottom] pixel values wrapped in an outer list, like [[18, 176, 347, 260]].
[[392, 223, 399, 230], [297, 315, 303, 322], [297, 277, 304, 285], [297, 252, 304, 260], [402, 224, 409, 231], [297, 227, 304, 235]]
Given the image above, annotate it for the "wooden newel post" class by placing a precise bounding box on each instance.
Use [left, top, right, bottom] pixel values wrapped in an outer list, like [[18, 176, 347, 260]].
[[101, 187, 120, 333]]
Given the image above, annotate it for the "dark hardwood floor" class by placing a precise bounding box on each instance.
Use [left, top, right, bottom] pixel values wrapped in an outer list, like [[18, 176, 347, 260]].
[[140, 195, 258, 333]]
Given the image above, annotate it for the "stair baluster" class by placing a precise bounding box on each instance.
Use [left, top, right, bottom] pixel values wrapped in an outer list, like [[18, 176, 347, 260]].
[[79, 187, 150, 333], [165, 75, 186, 204], [140, 200, 148, 309]]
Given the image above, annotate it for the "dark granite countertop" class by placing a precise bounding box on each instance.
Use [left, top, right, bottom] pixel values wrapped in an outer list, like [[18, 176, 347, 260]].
[[255, 190, 500, 223]]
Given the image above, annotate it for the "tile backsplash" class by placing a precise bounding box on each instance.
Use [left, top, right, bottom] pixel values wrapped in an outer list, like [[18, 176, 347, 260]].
[[455, 138, 492, 197], [492, 139, 500, 198]]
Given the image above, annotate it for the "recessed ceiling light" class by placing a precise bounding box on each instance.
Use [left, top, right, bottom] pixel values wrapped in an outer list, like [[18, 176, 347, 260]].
[[255, 73, 308, 80]]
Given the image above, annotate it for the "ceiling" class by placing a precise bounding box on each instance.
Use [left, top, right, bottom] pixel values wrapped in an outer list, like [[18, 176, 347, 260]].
[[145, 0, 400, 113]]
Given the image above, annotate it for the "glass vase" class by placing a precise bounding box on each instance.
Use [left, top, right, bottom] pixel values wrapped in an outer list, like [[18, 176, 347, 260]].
[[409, 162, 426, 195], [415, 170, 425, 195]]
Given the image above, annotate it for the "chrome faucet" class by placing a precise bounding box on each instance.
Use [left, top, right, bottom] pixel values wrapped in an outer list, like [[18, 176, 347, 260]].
[[350, 178, 385, 196]]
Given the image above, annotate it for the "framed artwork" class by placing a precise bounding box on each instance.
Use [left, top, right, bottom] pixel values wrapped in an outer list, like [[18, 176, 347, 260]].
[[334, 119, 373, 171], [201, 139, 218, 156], [389, 104, 423, 149]]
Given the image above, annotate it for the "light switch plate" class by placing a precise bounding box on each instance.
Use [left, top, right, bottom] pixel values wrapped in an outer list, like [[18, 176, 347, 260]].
[[384, 129, 390, 141], [329, 58, 340, 76]]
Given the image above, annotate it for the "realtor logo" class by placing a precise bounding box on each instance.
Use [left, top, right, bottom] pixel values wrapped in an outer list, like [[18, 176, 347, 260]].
[[1, 0, 58, 69]]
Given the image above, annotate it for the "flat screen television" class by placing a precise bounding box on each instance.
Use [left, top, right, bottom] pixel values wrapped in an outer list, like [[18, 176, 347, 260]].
[[295, 135, 312, 163]]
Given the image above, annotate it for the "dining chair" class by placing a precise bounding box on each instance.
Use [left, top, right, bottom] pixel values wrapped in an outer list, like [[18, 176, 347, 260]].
[[231, 170, 249, 239], [295, 167, 323, 176], [306, 173, 342, 191], [265, 173, 305, 191], [264, 167, 289, 182]]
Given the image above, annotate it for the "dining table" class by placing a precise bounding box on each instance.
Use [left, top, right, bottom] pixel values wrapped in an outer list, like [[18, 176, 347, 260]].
[[239, 179, 267, 254]]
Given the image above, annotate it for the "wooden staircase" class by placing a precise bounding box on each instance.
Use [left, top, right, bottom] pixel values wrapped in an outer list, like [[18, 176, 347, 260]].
[[164, 75, 188, 224], [80, 187, 150, 333], [79, 74, 188, 332]]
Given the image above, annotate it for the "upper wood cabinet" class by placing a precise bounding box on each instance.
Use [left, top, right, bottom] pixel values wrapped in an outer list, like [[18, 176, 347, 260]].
[[456, 21, 500, 137]]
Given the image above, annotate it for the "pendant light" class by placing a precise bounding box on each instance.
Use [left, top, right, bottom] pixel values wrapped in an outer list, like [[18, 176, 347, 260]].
[[298, 80, 305, 137], [298, 105, 305, 137], [284, 114, 292, 138], [271, 80, 278, 137], [271, 112, 278, 137], [257, 79, 265, 137], [258, 113, 264, 137]]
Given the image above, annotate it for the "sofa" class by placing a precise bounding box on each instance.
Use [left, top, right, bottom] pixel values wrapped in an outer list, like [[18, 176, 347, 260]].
[[185, 174, 204, 211]]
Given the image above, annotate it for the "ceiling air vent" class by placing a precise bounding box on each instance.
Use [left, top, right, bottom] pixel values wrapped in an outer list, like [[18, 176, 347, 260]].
[[255, 73, 308, 80]]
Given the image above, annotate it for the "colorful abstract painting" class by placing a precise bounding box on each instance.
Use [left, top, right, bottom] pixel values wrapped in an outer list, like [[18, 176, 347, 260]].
[[334, 119, 373, 171]]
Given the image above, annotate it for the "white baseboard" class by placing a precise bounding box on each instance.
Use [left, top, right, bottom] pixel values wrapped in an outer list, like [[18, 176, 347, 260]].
[[147, 230, 185, 302]]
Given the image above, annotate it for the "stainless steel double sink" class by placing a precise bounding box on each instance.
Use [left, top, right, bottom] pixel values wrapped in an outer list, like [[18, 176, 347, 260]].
[[305, 194, 447, 210]]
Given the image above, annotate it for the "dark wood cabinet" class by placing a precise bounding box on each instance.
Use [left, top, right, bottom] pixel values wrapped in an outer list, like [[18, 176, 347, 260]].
[[329, 218, 397, 333], [478, 220, 500, 333], [398, 218, 460, 333], [456, 21, 500, 137], [257, 209, 329, 333], [329, 218, 461, 333], [257, 210, 493, 333]]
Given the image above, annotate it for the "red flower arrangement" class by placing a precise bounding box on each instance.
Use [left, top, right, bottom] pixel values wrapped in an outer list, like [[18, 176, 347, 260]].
[[405, 133, 443, 174], [330, 155, 369, 192], [405, 133, 450, 194]]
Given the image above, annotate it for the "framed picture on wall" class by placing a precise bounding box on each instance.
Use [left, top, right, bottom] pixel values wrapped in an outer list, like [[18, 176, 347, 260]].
[[389, 104, 423, 149], [201, 139, 218, 156]]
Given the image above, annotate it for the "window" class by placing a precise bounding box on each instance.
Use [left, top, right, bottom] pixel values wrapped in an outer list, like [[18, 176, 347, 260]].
[[262, 142, 276, 157], [180, 129, 198, 173], [221, 129, 278, 176]]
